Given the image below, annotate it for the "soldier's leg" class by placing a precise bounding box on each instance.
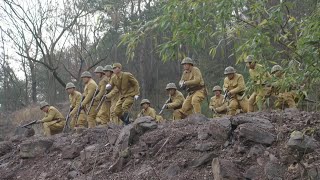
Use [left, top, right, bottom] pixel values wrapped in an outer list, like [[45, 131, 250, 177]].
[[49, 121, 65, 135], [248, 92, 257, 112], [87, 105, 98, 128], [176, 95, 193, 120], [228, 98, 239, 116], [114, 98, 125, 119], [42, 122, 52, 136], [70, 116, 76, 129], [239, 97, 249, 113], [284, 92, 296, 108], [76, 111, 87, 128], [97, 101, 111, 126], [110, 100, 121, 125], [121, 96, 134, 114], [191, 90, 205, 114]]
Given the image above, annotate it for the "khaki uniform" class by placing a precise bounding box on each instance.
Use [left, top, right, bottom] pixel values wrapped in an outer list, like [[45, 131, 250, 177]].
[[209, 95, 227, 117], [138, 107, 163, 122], [40, 106, 65, 136], [223, 73, 249, 115], [109, 72, 140, 118], [105, 75, 121, 124], [248, 64, 271, 111], [272, 74, 296, 109], [69, 91, 86, 128], [166, 90, 190, 120], [176, 67, 205, 119], [95, 76, 109, 125], [82, 79, 98, 128]]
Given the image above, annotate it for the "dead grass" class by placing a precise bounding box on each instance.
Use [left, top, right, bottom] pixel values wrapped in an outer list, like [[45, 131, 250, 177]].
[[12, 105, 44, 126]]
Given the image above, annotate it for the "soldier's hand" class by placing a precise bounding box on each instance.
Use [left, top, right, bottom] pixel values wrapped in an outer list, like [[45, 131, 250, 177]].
[[163, 104, 168, 109], [106, 84, 112, 90], [227, 91, 232, 97], [209, 106, 214, 111], [134, 95, 139, 100], [179, 81, 185, 88]]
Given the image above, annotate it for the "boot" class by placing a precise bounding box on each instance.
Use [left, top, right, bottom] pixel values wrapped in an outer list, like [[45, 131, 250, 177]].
[[120, 112, 130, 125]]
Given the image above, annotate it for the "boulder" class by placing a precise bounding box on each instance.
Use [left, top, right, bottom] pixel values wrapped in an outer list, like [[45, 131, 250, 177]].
[[239, 123, 275, 145], [264, 161, 285, 180], [19, 138, 53, 158], [0, 141, 12, 156], [164, 164, 181, 177], [231, 116, 274, 129], [287, 134, 320, 153], [80, 144, 98, 161], [191, 152, 217, 168], [244, 165, 264, 180], [107, 129, 118, 145], [212, 158, 242, 180], [247, 144, 265, 158], [208, 121, 229, 142], [185, 114, 210, 125], [133, 116, 158, 134], [62, 144, 82, 159], [194, 142, 216, 152]]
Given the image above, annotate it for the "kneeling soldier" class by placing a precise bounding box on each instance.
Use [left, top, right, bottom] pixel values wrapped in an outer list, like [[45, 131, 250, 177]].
[[38, 101, 65, 136], [223, 66, 250, 115], [65, 82, 86, 128], [209, 85, 227, 117], [138, 99, 163, 122]]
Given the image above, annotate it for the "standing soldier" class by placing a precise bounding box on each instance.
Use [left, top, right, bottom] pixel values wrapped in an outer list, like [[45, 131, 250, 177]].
[[103, 65, 121, 125], [94, 66, 109, 126], [270, 65, 296, 109], [65, 82, 86, 128], [38, 101, 65, 136], [162, 83, 188, 120], [80, 71, 98, 128], [209, 85, 228, 117], [176, 57, 206, 119], [138, 99, 163, 122], [245, 55, 271, 111], [106, 63, 140, 124], [223, 66, 250, 115]]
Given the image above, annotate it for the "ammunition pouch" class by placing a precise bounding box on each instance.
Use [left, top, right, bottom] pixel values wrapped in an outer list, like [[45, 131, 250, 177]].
[[186, 85, 204, 93]]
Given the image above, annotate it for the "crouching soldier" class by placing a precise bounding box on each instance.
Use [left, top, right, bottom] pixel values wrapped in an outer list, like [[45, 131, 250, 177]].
[[138, 99, 163, 122], [209, 85, 227, 117], [38, 101, 65, 136], [223, 66, 250, 115]]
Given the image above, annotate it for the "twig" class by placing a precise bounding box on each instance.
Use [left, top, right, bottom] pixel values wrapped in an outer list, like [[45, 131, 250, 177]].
[[154, 136, 170, 156]]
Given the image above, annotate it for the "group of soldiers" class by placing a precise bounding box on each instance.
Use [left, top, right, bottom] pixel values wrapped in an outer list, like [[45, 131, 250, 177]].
[[35, 55, 299, 136]]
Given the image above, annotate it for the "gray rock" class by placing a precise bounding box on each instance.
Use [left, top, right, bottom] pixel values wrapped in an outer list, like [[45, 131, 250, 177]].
[[194, 142, 215, 152], [164, 164, 181, 177], [248, 144, 265, 158], [191, 152, 217, 168], [308, 167, 320, 180], [80, 144, 98, 161], [244, 165, 264, 180], [62, 145, 82, 159], [212, 158, 242, 180], [197, 128, 209, 140], [214, 117, 231, 128], [19, 138, 53, 158], [264, 161, 285, 180], [133, 116, 157, 134], [231, 116, 274, 129], [185, 113, 210, 124], [287, 135, 320, 153], [239, 123, 275, 145], [0, 141, 12, 156], [67, 170, 78, 179], [208, 121, 229, 142], [107, 129, 118, 145]]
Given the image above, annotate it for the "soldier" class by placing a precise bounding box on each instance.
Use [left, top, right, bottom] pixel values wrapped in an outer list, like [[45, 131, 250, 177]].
[[223, 66, 250, 115], [209, 85, 228, 117], [65, 82, 86, 128], [103, 65, 121, 125], [80, 71, 98, 128], [94, 66, 109, 126], [106, 63, 140, 124], [38, 101, 65, 136], [270, 65, 296, 109], [138, 99, 163, 122], [162, 83, 188, 120], [176, 57, 206, 119], [245, 55, 271, 111]]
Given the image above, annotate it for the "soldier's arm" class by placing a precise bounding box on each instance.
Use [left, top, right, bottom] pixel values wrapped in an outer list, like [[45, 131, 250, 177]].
[[82, 83, 96, 106], [106, 86, 119, 99], [128, 73, 140, 96], [70, 94, 81, 116], [215, 102, 228, 113], [167, 95, 183, 109], [184, 68, 201, 86], [229, 75, 245, 95], [150, 109, 157, 119], [40, 109, 55, 123], [95, 80, 106, 100]]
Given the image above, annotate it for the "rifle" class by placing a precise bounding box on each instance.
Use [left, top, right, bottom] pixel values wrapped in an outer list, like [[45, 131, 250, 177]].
[[75, 96, 85, 125], [86, 88, 99, 115], [303, 98, 317, 103], [222, 90, 230, 103], [96, 89, 111, 111], [21, 120, 38, 128], [159, 97, 171, 115], [63, 107, 73, 133]]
